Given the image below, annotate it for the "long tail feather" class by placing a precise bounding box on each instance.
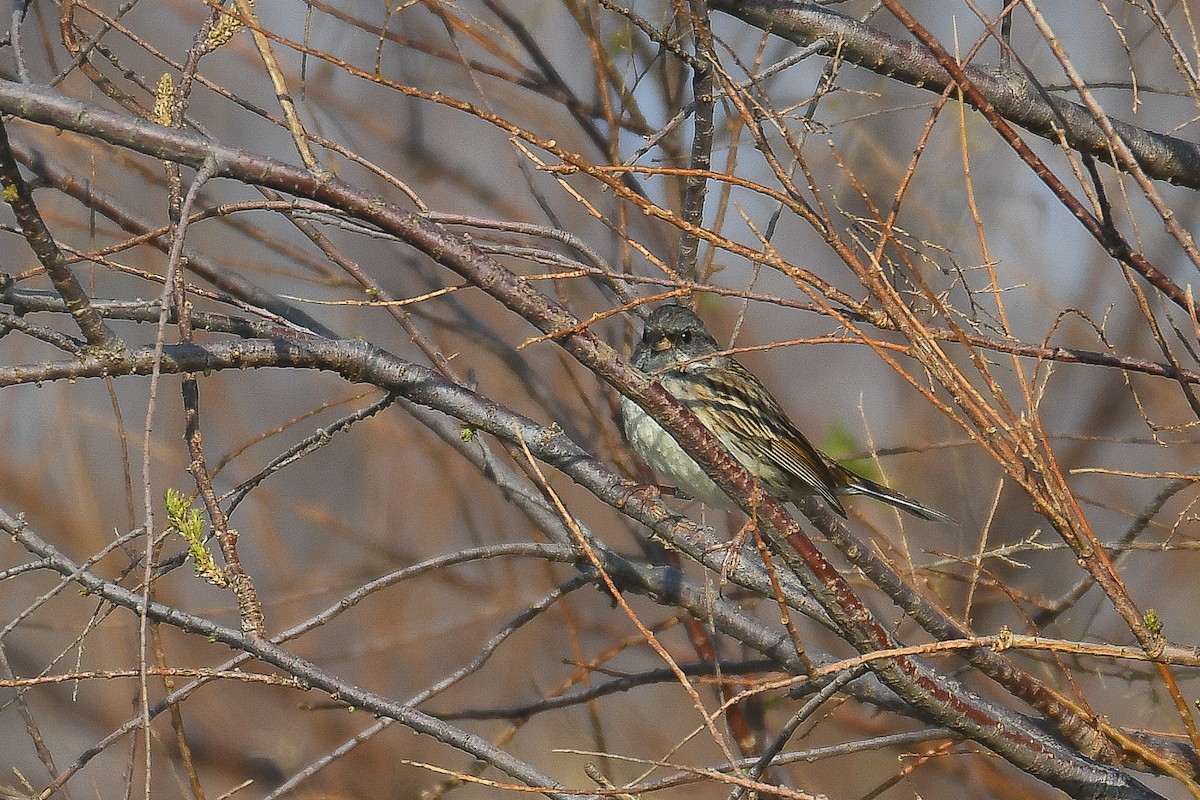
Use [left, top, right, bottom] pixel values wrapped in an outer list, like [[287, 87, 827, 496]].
[[841, 474, 956, 524]]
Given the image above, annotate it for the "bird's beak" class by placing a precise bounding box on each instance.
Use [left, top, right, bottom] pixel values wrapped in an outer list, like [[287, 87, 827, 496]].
[[651, 337, 672, 353]]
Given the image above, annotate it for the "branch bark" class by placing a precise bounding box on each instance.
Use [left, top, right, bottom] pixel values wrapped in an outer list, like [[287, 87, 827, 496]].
[[710, 0, 1200, 189]]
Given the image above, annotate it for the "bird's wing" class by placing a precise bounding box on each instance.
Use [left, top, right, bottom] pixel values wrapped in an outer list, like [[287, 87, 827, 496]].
[[670, 360, 847, 513]]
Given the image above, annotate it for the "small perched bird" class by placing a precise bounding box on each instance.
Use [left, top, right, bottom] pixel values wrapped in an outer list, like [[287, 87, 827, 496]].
[[621, 304, 953, 523]]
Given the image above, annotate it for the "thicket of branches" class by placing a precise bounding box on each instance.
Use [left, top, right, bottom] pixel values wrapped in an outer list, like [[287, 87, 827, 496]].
[[1, 2, 1199, 798]]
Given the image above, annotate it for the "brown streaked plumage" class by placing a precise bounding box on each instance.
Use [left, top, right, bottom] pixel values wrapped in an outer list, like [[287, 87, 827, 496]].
[[620, 304, 954, 523]]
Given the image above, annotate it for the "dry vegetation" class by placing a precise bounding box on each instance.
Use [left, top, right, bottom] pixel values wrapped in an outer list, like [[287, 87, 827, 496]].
[[1, 1, 1199, 798]]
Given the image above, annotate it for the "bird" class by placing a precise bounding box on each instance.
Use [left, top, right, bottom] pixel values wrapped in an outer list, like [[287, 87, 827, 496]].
[[620, 303, 954, 523]]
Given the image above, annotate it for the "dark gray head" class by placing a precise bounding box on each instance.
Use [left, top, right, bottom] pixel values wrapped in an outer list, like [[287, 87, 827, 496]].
[[632, 304, 721, 370]]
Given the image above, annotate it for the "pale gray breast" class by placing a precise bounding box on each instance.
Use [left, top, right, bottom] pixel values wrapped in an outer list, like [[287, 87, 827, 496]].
[[619, 395, 738, 509]]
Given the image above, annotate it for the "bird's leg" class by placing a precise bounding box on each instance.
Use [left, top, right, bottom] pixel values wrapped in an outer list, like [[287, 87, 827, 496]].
[[713, 482, 764, 584], [620, 482, 691, 508]]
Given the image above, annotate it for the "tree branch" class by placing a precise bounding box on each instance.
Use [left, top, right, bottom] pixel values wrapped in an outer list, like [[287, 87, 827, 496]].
[[710, 0, 1200, 189]]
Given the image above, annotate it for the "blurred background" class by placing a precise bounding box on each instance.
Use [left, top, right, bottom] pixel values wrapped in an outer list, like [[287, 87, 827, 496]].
[[1, 1, 1198, 798]]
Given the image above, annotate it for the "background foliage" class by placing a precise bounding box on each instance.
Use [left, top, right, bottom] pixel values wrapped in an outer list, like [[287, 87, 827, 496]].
[[1, 1, 1199, 798]]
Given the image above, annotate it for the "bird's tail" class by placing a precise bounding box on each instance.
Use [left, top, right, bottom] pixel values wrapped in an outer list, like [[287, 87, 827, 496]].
[[840, 473, 956, 524]]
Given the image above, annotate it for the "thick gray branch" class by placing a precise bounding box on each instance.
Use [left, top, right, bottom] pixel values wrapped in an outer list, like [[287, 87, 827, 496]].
[[712, 0, 1200, 189]]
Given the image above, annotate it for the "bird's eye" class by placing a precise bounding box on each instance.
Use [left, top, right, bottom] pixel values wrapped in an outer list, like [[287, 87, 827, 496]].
[[678, 331, 692, 344]]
